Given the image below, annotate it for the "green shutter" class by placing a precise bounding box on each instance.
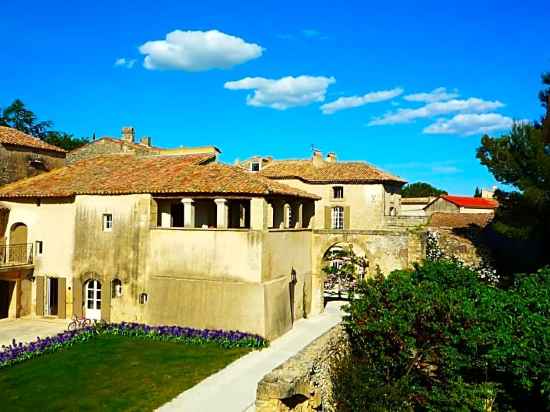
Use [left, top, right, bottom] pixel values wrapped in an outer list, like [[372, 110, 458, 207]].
[[324, 206, 331, 229], [73, 278, 83, 317], [344, 206, 351, 229], [35, 276, 44, 316], [58, 278, 66, 319]]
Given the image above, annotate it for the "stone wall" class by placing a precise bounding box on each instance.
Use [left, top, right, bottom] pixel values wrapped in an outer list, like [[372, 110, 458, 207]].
[[66, 138, 155, 164], [431, 228, 486, 267], [256, 324, 350, 412], [0, 144, 66, 187]]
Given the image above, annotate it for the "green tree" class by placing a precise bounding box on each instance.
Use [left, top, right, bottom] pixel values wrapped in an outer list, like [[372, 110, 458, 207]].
[[474, 187, 481, 197], [400, 182, 447, 197], [476, 72, 550, 269], [0, 99, 88, 151], [0, 99, 52, 138], [323, 244, 368, 298]]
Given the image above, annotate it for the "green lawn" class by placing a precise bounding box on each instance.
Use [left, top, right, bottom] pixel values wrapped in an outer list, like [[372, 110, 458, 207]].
[[0, 335, 250, 411]]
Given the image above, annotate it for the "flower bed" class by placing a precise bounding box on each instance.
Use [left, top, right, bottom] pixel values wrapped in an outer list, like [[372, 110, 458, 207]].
[[0, 322, 268, 369]]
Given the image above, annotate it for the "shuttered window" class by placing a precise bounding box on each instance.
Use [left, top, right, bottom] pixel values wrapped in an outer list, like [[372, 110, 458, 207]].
[[331, 207, 344, 229]]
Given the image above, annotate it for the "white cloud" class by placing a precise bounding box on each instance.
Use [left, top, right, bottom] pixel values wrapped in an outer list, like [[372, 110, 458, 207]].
[[139, 29, 263, 71], [224, 75, 336, 110], [423, 113, 514, 135], [384, 161, 462, 175], [368, 97, 505, 126], [404, 87, 459, 103], [321, 87, 403, 115], [114, 57, 136, 69]]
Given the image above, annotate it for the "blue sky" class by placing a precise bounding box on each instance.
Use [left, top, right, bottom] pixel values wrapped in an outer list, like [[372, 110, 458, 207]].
[[1, 0, 548, 194]]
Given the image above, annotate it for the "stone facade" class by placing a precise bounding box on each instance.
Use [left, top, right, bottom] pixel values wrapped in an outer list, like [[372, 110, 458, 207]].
[[0, 144, 65, 187], [256, 324, 350, 412]]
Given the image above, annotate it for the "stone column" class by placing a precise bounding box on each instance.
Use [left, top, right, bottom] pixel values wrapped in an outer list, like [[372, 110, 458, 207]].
[[160, 202, 172, 228], [251, 198, 268, 230], [294, 202, 303, 229], [266, 202, 274, 229], [181, 198, 195, 228], [283, 203, 291, 229], [214, 198, 229, 229]]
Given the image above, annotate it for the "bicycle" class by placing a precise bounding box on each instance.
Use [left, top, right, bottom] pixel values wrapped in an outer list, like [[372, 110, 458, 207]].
[[67, 314, 92, 331]]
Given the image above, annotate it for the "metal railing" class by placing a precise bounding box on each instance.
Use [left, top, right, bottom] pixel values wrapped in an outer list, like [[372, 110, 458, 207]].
[[0, 243, 34, 267]]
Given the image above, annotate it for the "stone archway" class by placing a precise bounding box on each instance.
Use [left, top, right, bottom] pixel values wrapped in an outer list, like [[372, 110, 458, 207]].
[[310, 233, 373, 315]]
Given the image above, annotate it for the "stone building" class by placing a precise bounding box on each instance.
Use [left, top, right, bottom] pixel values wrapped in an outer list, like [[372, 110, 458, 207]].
[[0, 153, 319, 339], [67, 126, 220, 164], [0, 126, 66, 187], [241, 150, 424, 313], [424, 195, 498, 215]]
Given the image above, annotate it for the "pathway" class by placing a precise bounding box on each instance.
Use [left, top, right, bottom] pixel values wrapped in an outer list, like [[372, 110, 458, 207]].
[[0, 318, 68, 347], [158, 301, 345, 412]]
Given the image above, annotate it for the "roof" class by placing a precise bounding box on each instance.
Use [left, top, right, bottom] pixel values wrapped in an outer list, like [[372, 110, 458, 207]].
[[0, 154, 319, 200], [70, 137, 221, 156], [429, 212, 494, 229], [0, 126, 67, 154], [436, 195, 498, 209], [401, 197, 435, 205], [259, 160, 405, 184]]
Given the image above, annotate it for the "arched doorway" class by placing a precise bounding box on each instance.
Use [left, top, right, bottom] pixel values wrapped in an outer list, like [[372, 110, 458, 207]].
[[84, 279, 102, 320], [322, 242, 368, 298], [9, 223, 28, 264]]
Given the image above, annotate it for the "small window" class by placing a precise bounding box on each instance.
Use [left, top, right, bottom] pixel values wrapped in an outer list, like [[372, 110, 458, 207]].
[[250, 162, 261, 172], [331, 207, 344, 230], [103, 214, 113, 232], [333, 186, 344, 199], [35, 241, 43, 255], [112, 279, 122, 298], [139, 293, 148, 304]]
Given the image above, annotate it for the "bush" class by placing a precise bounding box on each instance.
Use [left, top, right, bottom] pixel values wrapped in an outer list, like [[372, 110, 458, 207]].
[[333, 261, 550, 411]]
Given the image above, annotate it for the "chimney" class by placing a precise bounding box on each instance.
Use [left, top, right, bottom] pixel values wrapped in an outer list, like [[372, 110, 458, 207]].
[[312, 149, 324, 167], [326, 152, 337, 163], [121, 127, 135, 143], [140, 136, 152, 147]]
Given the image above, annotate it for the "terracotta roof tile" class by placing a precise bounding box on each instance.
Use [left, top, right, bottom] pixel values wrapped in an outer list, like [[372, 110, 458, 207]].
[[0, 126, 67, 153], [0, 154, 319, 200], [259, 159, 405, 184], [429, 212, 494, 228]]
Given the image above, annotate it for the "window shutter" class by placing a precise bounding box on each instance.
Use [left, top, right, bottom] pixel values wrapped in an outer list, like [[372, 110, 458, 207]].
[[35, 276, 44, 316], [324, 206, 331, 229], [57, 278, 66, 319], [73, 278, 82, 317], [344, 206, 351, 229], [101, 281, 111, 322]]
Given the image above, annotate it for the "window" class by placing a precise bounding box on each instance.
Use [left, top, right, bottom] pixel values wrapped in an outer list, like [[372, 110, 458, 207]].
[[333, 186, 344, 199], [112, 279, 122, 298], [35, 241, 43, 255], [139, 293, 148, 304], [102, 214, 113, 232], [331, 207, 344, 230], [250, 162, 261, 172]]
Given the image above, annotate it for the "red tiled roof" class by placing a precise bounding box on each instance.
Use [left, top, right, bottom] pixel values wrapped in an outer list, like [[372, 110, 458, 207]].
[[429, 212, 494, 228], [441, 195, 498, 209], [0, 154, 319, 200], [0, 126, 67, 154], [259, 160, 405, 184]]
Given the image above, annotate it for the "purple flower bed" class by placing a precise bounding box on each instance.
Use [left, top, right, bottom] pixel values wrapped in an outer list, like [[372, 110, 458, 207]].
[[0, 322, 267, 369]]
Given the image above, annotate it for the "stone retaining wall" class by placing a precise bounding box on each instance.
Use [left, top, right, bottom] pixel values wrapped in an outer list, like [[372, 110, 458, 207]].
[[255, 324, 350, 412]]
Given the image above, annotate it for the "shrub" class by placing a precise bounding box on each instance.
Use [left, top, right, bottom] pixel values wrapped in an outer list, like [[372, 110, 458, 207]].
[[0, 322, 268, 369], [333, 261, 550, 411]]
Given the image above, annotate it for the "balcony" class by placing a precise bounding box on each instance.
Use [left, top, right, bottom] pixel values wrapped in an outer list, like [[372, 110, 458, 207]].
[[0, 243, 34, 268]]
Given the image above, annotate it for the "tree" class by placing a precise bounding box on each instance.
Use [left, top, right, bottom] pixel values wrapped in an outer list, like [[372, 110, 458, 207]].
[[0, 99, 88, 151], [0, 99, 52, 138], [474, 187, 481, 197], [476, 72, 550, 270], [323, 244, 368, 298], [400, 182, 447, 197]]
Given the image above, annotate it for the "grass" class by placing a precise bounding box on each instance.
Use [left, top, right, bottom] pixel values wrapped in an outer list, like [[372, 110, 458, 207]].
[[0, 335, 250, 411]]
